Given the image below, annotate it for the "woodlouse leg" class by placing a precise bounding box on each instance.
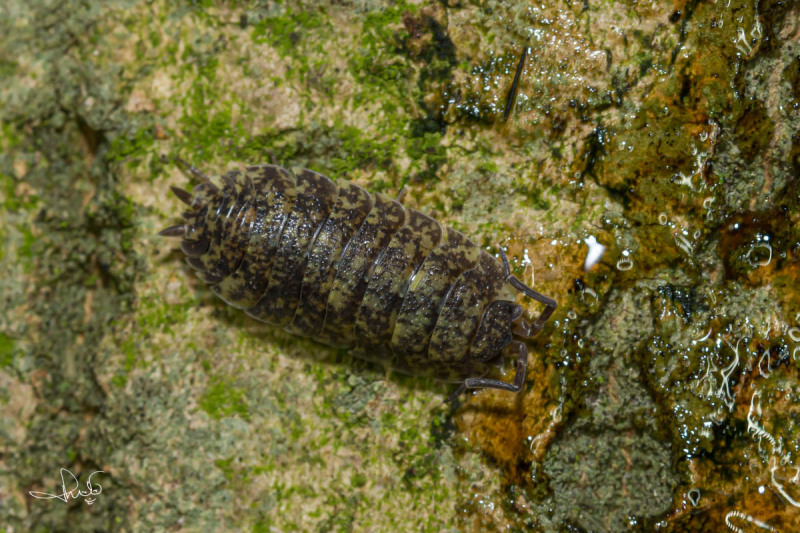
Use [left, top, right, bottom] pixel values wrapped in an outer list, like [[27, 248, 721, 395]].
[[503, 46, 529, 122], [445, 383, 467, 403], [509, 277, 556, 335], [512, 318, 532, 337], [462, 340, 528, 393], [498, 247, 557, 336]]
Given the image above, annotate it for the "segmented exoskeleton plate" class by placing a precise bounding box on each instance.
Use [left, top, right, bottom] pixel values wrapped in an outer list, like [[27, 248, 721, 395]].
[[161, 159, 556, 398]]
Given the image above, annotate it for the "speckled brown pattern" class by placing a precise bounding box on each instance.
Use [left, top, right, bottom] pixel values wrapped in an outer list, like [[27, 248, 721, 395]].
[[354, 209, 443, 360], [287, 180, 373, 336], [165, 164, 556, 393], [211, 165, 297, 309], [319, 192, 406, 347], [187, 171, 252, 284], [390, 228, 481, 361], [470, 300, 520, 363], [245, 169, 338, 327], [428, 252, 507, 363]]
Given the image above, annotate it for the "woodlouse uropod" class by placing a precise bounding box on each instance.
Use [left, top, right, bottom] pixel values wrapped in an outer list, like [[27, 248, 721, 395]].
[[160, 158, 556, 398]]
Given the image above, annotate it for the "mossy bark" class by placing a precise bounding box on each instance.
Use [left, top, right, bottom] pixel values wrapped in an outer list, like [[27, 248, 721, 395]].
[[2, 1, 799, 531]]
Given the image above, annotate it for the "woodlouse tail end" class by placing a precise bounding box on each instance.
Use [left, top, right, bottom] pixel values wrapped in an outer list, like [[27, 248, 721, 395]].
[[221, 172, 236, 190], [159, 225, 187, 237], [170, 186, 195, 206]]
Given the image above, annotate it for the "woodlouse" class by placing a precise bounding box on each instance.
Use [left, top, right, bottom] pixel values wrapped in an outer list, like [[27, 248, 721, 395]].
[[160, 159, 556, 398]]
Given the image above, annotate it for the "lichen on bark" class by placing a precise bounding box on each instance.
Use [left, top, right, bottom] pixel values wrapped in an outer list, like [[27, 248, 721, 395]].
[[2, 1, 800, 532]]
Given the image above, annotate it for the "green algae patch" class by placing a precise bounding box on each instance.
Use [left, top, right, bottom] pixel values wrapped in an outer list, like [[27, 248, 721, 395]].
[[0, 333, 15, 368], [3, 0, 800, 532], [348, 1, 423, 101], [200, 378, 251, 421], [107, 126, 158, 170], [734, 98, 775, 163], [251, 9, 327, 60]]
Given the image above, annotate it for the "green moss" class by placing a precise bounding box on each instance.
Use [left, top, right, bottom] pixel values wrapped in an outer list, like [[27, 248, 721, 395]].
[[2, 174, 39, 211], [252, 520, 272, 533], [110, 373, 127, 389], [174, 39, 250, 163], [0, 333, 14, 368], [476, 161, 498, 174], [0, 57, 16, 80], [406, 131, 446, 181], [251, 9, 325, 59], [15, 225, 36, 273], [514, 180, 552, 211], [137, 297, 193, 335], [199, 378, 251, 421], [107, 127, 156, 169], [214, 456, 236, 480], [235, 122, 398, 183], [348, 1, 420, 103], [327, 123, 395, 177], [180, 82, 240, 162], [351, 471, 367, 488]]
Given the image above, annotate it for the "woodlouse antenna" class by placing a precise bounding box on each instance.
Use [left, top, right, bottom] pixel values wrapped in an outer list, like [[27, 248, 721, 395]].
[[445, 383, 467, 403], [503, 46, 529, 122], [498, 246, 512, 277], [161, 153, 216, 186], [498, 246, 557, 336]]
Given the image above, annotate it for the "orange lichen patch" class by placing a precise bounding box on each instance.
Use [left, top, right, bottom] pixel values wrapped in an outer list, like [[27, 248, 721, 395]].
[[717, 211, 800, 289], [589, 1, 763, 217], [520, 360, 562, 464], [441, 0, 682, 126], [455, 358, 561, 483], [592, 91, 714, 210], [503, 236, 592, 308], [621, 222, 693, 276], [455, 391, 525, 474], [664, 368, 800, 531], [772, 267, 800, 324], [666, 461, 800, 532]]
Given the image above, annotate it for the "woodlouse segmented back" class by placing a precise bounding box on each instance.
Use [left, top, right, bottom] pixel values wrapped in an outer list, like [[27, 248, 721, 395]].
[[161, 159, 556, 399]]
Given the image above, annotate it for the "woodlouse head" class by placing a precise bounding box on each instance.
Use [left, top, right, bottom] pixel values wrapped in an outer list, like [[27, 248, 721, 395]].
[[469, 300, 522, 364], [453, 249, 557, 396]]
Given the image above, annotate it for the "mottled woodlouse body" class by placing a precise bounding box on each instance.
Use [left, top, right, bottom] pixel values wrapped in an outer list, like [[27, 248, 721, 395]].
[[161, 160, 556, 397]]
